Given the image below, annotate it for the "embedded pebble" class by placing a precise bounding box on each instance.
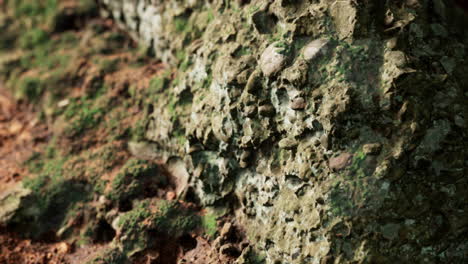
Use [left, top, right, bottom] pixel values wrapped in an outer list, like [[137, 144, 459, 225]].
[[329, 152, 353, 171], [303, 38, 329, 61], [290, 97, 307, 110], [259, 42, 288, 77]]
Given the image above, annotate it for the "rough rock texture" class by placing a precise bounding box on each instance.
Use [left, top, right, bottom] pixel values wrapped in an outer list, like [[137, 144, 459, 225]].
[[100, 0, 468, 262]]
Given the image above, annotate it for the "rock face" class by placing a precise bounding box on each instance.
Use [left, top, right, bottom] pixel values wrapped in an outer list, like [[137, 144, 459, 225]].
[[0, 183, 31, 224], [99, 0, 468, 262]]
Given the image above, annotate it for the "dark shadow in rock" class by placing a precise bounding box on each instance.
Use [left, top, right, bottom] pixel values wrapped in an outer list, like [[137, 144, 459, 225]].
[[253, 11, 278, 34], [94, 219, 116, 243], [118, 199, 133, 212], [178, 234, 197, 253]]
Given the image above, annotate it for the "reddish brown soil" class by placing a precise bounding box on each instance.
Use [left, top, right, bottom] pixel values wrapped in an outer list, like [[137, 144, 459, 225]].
[[0, 227, 72, 264], [0, 86, 63, 263], [0, 86, 48, 186]]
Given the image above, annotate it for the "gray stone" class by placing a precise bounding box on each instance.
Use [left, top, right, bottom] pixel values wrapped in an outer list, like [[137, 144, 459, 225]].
[[0, 182, 31, 224]]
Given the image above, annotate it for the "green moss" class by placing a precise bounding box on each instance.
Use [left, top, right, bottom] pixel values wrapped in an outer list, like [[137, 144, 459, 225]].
[[234, 46, 252, 57], [242, 249, 266, 264], [117, 199, 202, 255], [130, 118, 147, 142], [203, 73, 213, 89], [175, 50, 186, 61], [87, 248, 128, 264], [23, 156, 66, 191], [17, 37, 71, 73], [201, 213, 218, 238], [329, 182, 354, 216], [56, 31, 79, 47], [24, 152, 43, 174], [98, 58, 120, 74], [103, 109, 133, 142], [19, 29, 49, 49], [173, 128, 187, 146], [174, 17, 189, 33], [179, 58, 191, 71], [45, 144, 57, 159], [206, 8, 215, 24], [116, 201, 153, 255], [349, 149, 367, 178], [129, 44, 153, 67], [174, 12, 208, 44], [92, 179, 107, 195], [107, 159, 164, 203], [329, 148, 376, 216], [269, 26, 289, 44], [61, 95, 108, 136], [153, 200, 200, 234], [274, 40, 290, 55], [176, 50, 192, 71], [149, 74, 170, 94], [14, 154, 92, 238], [248, 5, 260, 15], [17, 77, 43, 101], [167, 97, 178, 120], [66, 105, 104, 136], [14, 0, 58, 19]]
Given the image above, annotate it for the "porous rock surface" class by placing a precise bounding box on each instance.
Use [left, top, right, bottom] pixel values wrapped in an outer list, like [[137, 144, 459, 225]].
[[100, 0, 468, 262]]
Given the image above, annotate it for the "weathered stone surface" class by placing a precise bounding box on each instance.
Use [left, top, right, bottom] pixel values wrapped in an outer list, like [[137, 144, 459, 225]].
[[363, 143, 382, 155], [278, 138, 298, 150], [99, 0, 468, 262], [0, 183, 31, 224]]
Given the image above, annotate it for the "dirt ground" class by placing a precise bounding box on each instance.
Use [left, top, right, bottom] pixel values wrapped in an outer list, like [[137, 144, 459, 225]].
[[0, 85, 68, 263], [0, 86, 48, 185], [0, 85, 112, 264]]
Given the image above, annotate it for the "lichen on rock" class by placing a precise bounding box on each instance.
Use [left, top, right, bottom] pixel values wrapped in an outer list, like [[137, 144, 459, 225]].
[[95, 0, 468, 262]]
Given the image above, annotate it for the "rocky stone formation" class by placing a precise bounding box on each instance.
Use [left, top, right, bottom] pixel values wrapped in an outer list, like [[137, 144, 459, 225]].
[[99, 0, 468, 262]]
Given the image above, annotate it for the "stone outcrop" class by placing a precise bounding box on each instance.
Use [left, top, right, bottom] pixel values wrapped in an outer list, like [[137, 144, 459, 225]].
[[99, 0, 468, 262]]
